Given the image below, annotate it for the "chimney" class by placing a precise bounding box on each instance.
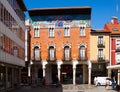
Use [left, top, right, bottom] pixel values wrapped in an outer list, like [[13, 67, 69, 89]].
[[111, 17, 118, 24]]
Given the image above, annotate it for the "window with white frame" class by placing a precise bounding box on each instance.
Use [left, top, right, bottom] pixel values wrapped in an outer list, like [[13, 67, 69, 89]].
[[13, 46, 18, 56], [116, 40, 120, 50], [98, 36, 104, 44], [34, 28, 39, 37], [34, 46, 40, 60], [49, 28, 54, 37], [80, 45, 85, 58], [116, 52, 120, 64], [98, 49, 104, 58], [64, 46, 70, 59], [64, 27, 70, 37], [80, 27, 85, 36], [49, 47, 55, 59]]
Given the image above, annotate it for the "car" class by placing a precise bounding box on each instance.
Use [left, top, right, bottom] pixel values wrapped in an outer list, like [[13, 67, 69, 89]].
[[95, 77, 112, 86]]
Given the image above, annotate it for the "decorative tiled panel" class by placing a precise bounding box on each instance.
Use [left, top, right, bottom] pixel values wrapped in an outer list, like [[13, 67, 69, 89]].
[[31, 14, 91, 28]]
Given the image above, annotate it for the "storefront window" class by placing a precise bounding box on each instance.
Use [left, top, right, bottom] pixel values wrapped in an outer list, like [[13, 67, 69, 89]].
[[14, 69, 19, 86], [7, 67, 12, 88], [0, 66, 6, 90]]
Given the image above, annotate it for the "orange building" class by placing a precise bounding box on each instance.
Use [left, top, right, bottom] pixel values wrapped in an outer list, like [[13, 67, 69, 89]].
[[28, 7, 92, 85]]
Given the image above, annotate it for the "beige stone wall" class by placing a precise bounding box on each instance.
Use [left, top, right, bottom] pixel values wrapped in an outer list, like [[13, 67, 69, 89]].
[[90, 35, 98, 61], [90, 34, 110, 62], [104, 36, 110, 61]]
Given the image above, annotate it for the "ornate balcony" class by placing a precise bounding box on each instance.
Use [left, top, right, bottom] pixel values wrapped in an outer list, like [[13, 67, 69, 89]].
[[77, 56, 88, 61], [32, 56, 41, 62], [97, 56, 105, 62], [46, 56, 56, 62], [62, 56, 72, 62]]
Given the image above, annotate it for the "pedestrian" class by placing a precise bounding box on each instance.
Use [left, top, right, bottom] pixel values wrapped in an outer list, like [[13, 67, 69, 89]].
[[105, 78, 110, 89], [111, 76, 116, 90]]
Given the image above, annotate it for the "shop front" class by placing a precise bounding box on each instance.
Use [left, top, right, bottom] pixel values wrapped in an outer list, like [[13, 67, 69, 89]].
[[0, 63, 21, 91], [91, 63, 107, 84], [76, 65, 83, 84], [61, 64, 73, 84]]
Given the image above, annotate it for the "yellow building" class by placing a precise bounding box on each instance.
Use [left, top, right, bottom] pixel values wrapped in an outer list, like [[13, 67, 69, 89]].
[[90, 29, 110, 83]]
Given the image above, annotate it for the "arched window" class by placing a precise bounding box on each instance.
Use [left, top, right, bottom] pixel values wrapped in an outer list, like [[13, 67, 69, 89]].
[[48, 46, 56, 61], [63, 46, 71, 61], [78, 45, 87, 61], [34, 46, 40, 60], [49, 46, 54, 59], [80, 45, 85, 58]]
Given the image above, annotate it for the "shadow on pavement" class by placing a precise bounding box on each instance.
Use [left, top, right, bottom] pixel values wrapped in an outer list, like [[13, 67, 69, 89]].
[[7, 85, 63, 92]]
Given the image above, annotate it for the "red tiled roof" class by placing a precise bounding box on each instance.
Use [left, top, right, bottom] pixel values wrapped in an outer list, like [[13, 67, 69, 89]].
[[104, 23, 120, 35]]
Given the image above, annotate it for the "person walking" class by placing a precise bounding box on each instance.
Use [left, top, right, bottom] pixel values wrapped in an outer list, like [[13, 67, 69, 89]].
[[111, 76, 116, 90]]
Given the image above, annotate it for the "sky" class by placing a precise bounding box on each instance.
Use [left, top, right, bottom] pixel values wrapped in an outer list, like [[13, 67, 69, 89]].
[[24, 0, 120, 29]]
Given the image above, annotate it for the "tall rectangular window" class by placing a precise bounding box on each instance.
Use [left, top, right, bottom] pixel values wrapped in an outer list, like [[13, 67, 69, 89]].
[[80, 49, 85, 58], [116, 40, 120, 49], [34, 28, 39, 37], [49, 28, 54, 37], [65, 49, 70, 58], [35, 49, 39, 60], [64, 27, 70, 37], [50, 49, 54, 58], [116, 53, 120, 64], [98, 36, 104, 44], [98, 49, 103, 58], [80, 27, 85, 36]]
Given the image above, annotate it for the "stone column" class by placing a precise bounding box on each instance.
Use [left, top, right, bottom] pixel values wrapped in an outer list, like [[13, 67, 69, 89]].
[[57, 61, 63, 82], [73, 67, 76, 85], [73, 61, 78, 85], [108, 69, 111, 77], [88, 60, 92, 85], [42, 61, 48, 77], [118, 69, 120, 85]]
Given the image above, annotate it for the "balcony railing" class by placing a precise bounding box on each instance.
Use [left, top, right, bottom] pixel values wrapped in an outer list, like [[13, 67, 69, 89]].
[[97, 41, 105, 47], [46, 56, 56, 62], [62, 56, 72, 61], [77, 56, 88, 61], [97, 56, 105, 62], [32, 56, 41, 61]]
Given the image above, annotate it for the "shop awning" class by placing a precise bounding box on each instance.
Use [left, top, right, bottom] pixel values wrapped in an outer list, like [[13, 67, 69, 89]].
[[107, 65, 120, 69]]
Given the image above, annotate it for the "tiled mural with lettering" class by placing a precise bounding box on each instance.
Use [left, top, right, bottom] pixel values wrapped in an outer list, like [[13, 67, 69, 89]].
[[31, 15, 91, 28]]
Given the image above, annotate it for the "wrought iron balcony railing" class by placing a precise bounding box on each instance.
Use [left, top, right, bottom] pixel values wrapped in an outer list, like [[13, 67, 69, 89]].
[[32, 56, 41, 61], [97, 41, 105, 47], [97, 56, 105, 62], [46, 57, 56, 62], [62, 56, 72, 62], [77, 56, 88, 61]]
